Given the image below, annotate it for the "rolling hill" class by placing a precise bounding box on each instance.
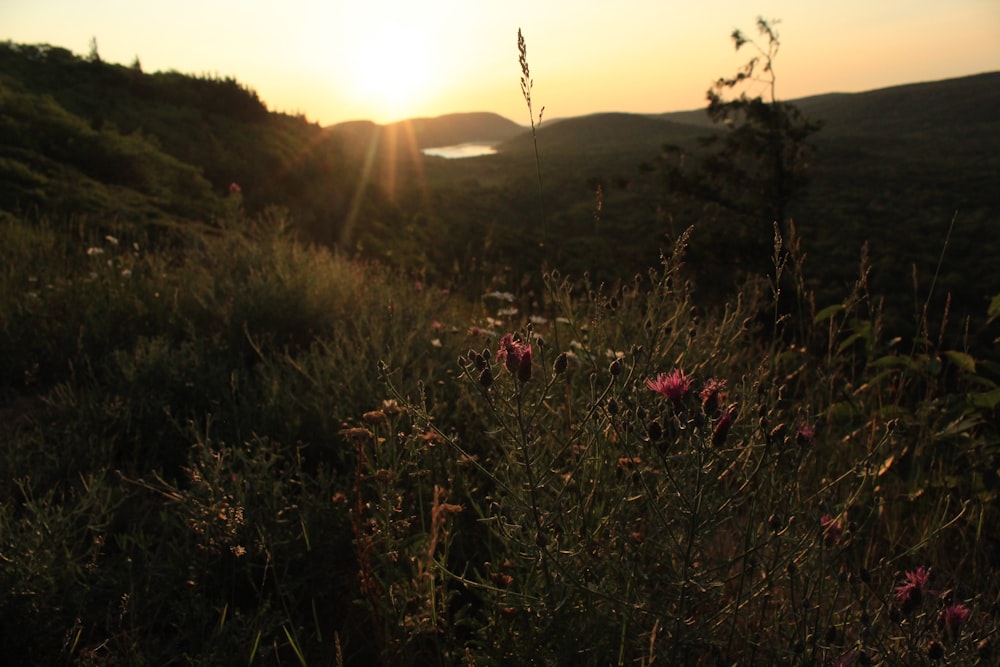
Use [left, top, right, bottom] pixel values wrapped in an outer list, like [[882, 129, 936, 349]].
[[1, 38, 997, 346]]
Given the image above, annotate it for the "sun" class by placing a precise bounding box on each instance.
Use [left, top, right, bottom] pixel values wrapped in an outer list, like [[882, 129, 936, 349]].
[[349, 23, 433, 121]]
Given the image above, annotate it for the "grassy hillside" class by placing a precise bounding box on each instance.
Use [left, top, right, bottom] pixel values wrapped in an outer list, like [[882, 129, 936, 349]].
[[3, 40, 996, 345], [0, 42, 386, 248]]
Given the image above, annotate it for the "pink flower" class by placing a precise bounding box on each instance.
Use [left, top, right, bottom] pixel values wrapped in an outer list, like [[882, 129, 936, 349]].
[[496, 333, 532, 382], [941, 603, 971, 637], [796, 422, 816, 446], [831, 650, 857, 667], [647, 369, 692, 402], [228, 182, 242, 194], [820, 513, 844, 545], [894, 566, 931, 608], [699, 378, 727, 415], [711, 404, 738, 446]]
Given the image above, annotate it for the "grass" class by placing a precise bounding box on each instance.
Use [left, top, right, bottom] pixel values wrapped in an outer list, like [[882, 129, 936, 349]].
[[1, 36, 998, 667], [2, 183, 997, 667]]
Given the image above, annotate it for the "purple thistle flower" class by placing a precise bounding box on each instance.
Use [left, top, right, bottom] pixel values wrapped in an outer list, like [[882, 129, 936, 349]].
[[699, 377, 727, 415], [941, 603, 971, 637], [796, 421, 816, 446], [894, 566, 931, 609], [830, 650, 857, 667], [711, 404, 738, 446], [647, 369, 692, 402], [496, 333, 532, 382]]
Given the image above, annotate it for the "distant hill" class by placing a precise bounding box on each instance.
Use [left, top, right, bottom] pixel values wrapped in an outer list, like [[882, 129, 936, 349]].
[[791, 72, 1000, 134], [328, 112, 523, 151], [495, 71, 1000, 157], [2, 38, 997, 338], [417, 71, 1000, 346], [497, 112, 706, 156]]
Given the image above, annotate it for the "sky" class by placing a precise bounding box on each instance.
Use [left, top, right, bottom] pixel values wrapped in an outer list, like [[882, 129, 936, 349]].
[[3, 1, 999, 127]]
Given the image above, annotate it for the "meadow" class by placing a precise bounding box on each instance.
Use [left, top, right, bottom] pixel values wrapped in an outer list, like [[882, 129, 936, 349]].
[[2, 39, 999, 666]]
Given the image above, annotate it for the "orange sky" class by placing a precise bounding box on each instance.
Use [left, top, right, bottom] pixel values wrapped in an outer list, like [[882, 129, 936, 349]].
[[4, 0, 999, 126]]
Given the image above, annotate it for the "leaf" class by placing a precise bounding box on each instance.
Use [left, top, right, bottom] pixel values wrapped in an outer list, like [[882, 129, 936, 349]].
[[942, 350, 976, 374], [969, 388, 1000, 410], [813, 303, 845, 323], [936, 416, 983, 438], [836, 332, 863, 355], [988, 293, 1000, 323], [871, 355, 914, 370]]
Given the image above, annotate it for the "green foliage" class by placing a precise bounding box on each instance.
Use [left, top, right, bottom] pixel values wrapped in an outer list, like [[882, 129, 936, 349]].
[[364, 229, 999, 665], [1, 31, 998, 667]]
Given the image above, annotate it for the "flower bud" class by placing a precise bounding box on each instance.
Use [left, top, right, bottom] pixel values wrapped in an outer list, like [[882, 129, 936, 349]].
[[553, 352, 568, 375]]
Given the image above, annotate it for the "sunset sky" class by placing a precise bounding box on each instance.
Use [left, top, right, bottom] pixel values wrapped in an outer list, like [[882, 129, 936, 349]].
[[3, 0, 998, 127]]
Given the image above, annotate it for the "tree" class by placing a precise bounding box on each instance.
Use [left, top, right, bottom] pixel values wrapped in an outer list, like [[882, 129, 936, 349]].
[[87, 36, 101, 64], [662, 18, 821, 275]]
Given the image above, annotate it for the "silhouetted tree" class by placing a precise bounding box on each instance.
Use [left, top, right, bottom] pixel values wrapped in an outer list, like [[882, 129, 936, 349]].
[[661, 17, 821, 275], [87, 36, 101, 64]]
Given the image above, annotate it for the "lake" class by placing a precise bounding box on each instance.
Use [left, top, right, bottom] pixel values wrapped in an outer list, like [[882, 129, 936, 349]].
[[421, 142, 497, 159]]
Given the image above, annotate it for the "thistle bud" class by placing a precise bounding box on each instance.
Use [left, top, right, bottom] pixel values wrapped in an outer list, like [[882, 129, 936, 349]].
[[517, 348, 532, 383], [553, 352, 568, 375], [647, 420, 663, 442]]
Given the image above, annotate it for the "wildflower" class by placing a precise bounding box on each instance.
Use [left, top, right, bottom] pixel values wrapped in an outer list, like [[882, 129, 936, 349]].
[[699, 377, 727, 415], [229, 182, 242, 194], [553, 352, 568, 375], [381, 399, 404, 416], [339, 427, 374, 442], [831, 650, 857, 667], [711, 404, 738, 446], [796, 422, 816, 446], [894, 566, 931, 610], [940, 603, 971, 638], [496, 333, 532, 382], [647, 369, 692, 402], [479, 366, 494, 389], [362, 410, 388, 425], [820, 513, 844, 545]]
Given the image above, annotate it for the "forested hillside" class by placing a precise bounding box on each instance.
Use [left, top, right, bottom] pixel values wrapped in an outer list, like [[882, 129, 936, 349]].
[[3, 40, 998, 348]]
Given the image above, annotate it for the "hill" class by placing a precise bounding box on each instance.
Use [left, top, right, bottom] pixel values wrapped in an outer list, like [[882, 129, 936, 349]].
[[326, 112, 522, 153], [1, 38, 997, 344], [0, 41, 380, 246], [416, 72, 1000, 348], [498, 112, 705, 156]]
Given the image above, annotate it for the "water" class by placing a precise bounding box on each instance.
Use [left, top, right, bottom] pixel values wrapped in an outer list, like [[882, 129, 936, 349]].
[[422, 142, 497, 159]]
